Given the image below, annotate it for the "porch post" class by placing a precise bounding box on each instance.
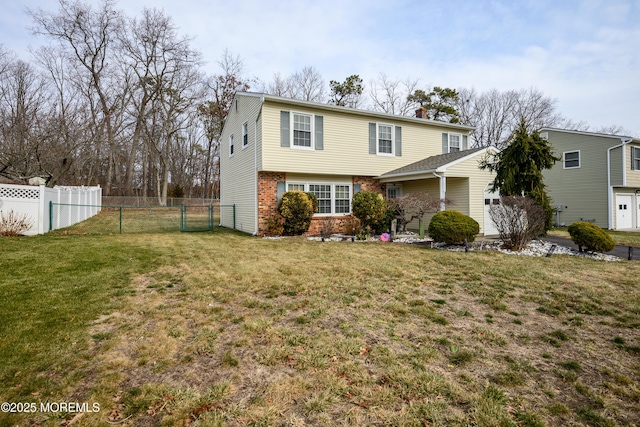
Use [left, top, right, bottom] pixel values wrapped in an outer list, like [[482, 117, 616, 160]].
[[438, 174, 446, 211]]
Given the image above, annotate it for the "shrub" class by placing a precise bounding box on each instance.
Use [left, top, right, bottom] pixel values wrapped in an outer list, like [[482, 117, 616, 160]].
[[568, 222, 614, 253], [305, 192, 319, 213], [265, 213, 285, 236], [489, 196, 546, 250], [352, 190, 387, 234], [278, 191, 314, 235], [428, 210, 479, 244], [0, 210, 34, 236]]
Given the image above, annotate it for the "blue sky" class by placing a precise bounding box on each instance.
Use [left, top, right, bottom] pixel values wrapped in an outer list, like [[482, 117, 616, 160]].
[[2, 0, 639, 135]]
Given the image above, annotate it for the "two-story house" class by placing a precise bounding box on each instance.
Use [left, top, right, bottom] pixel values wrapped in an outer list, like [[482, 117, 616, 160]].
[[540, 128, 640, 230], [220, 92, 498, 236]]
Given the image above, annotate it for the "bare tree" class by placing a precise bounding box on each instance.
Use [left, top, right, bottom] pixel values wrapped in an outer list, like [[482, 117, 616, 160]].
[[199, 50, 251, 199], [264, 66, 325, 102], [369, 74, 420, 115], [489, 196, 546, 251], [29, 0, 126, 194], [387, 192, 450, 232]]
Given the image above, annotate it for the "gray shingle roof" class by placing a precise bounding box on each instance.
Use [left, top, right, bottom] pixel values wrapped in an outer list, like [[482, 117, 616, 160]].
[[380, 147, 485, 177]]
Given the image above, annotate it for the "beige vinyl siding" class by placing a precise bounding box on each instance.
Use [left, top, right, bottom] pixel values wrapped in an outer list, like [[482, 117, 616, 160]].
[[397, 179, 441, 232], [625, 144, 640, 187], [220, 95, 263, 234], [447, 157, 495, 235], [542, 130, 614, 228], [261, 101, 461, 176]]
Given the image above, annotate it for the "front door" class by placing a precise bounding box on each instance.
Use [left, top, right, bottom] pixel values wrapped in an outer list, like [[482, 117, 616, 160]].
[[616, 194, 632, 229]]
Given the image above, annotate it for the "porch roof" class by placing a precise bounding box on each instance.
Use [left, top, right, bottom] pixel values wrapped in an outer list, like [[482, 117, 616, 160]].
[[378, 147, 486, 180]]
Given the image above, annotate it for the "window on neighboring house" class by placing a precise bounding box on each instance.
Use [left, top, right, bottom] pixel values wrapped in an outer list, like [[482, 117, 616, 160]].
[[563, 150, 580, 169], [293, 113, 312, 148], [378, 124, 393, 155], [386, 185, 402, 199], [632, 147, 640, 171], [242, 122, 248, 147], [229, 134, 234, 156], [449, 134, 461, 152]]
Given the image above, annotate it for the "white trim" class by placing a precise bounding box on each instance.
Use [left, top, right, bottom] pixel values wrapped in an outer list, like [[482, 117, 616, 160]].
[[285, 181, 352, 216], [376, 123, 395, 156], [448, 132, 462, 153], [562, 150, 581, 169], [229, 134, 235, 157], [242, 121, 249, 149], [291, 111, 314, 150]]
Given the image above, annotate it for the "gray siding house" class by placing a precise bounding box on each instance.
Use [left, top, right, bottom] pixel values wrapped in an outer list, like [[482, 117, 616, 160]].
[[541, 128, 640, 230]]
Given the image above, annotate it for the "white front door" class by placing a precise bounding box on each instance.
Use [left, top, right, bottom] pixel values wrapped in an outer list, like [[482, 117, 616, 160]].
[[616, 194, 632, 229], [484, 185, 500, 236]]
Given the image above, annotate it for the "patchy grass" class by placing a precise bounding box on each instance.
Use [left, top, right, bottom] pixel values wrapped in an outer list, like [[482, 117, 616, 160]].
[[1, 227, 639, 426]]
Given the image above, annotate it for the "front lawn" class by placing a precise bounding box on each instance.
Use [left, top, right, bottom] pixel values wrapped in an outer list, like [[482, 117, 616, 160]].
[[1, 228, 639, 426]]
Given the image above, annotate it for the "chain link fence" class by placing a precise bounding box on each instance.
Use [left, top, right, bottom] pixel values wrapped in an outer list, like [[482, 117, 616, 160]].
[[49, 202, 229, 234]]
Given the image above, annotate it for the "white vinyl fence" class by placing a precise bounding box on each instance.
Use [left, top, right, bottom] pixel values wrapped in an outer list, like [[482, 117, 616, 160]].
[[0, 183, 102, 235]]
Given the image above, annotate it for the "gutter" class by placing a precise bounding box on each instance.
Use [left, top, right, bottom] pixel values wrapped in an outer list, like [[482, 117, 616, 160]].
[[607, 137, 633, 229]]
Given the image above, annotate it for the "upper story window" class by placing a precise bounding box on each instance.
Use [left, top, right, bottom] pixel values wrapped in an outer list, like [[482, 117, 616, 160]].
[[242, 122, 248, 147], [293, 113, 312, 148], [449, 134, 461, 152], [563, 150, 580, 169], [229, 134, 234, 156], [632, 146, 640, 171], [442, 132, 467, 154], [378, 124, 394, 155]]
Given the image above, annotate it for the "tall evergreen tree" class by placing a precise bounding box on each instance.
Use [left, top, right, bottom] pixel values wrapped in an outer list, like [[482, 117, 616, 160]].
[[481, 117, 559, 230]]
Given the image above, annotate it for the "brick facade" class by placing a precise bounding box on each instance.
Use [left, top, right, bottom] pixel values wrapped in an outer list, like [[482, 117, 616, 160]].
[[257, 172, 386, 236], [257, 171, 286, 235]]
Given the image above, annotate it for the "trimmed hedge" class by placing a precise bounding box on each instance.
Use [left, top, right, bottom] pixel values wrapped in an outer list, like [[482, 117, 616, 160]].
[[278, 191, 314, 235], [567, 222, 614, 253], [352, 190, 387, 234], [428, 210, 479, 244]]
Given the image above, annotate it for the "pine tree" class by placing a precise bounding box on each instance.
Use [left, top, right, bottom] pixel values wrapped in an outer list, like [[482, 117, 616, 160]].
[[481, 117, 559, 230]]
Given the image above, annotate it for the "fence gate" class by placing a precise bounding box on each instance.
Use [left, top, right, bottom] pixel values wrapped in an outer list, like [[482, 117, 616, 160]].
[[180, 205, 215, 232]]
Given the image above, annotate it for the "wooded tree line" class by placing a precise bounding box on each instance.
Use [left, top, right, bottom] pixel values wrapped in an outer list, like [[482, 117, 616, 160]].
[[0, 0, 626, 204]]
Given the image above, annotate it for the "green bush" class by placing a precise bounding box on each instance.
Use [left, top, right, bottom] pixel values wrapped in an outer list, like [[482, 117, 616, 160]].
[[305, 192, 319, 213], [567, 222, 614, 253], [352, 190, 387, 234], [278, 191, 314, 235], [428, 210, 479, 244]]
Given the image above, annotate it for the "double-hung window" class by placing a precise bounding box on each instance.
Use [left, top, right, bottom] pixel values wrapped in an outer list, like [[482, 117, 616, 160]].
[[632, 147, 640, 171], [449, 134, 461, 152], [242, 122, 248, 148], [287, 183, 351, 215], [563, 150, 580, 169], [229, 134, 234, 156], [309, 184, 332, 213], [293, 113, 312, 148], [378, 124, 393, 155]]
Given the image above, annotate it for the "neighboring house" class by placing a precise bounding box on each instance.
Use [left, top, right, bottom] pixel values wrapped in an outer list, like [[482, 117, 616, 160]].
[[540, 128, 640, 230], [220, 92, 497, 236]]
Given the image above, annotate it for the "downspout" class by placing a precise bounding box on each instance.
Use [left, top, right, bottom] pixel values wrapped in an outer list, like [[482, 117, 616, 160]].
[[607, 137, 632, 229], [433, 171, 447, 211]]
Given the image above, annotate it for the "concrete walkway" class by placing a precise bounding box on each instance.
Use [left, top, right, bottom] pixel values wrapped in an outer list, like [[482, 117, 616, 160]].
[[541, 235, 640, 261]]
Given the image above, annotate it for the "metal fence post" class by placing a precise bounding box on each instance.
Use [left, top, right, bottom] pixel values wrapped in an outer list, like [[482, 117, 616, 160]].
[[49, 201, 53, 231], [209, 204, 214, 230], [233, 204, 236, 230]]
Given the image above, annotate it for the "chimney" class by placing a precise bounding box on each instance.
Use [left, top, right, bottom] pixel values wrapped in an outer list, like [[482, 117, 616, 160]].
[[415, 107, 428, 119]]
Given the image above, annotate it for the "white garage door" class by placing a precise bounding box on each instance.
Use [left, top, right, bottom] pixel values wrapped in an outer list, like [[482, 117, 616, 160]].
[[616, 194, 632, 229], [484, 185, 500, 236]]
